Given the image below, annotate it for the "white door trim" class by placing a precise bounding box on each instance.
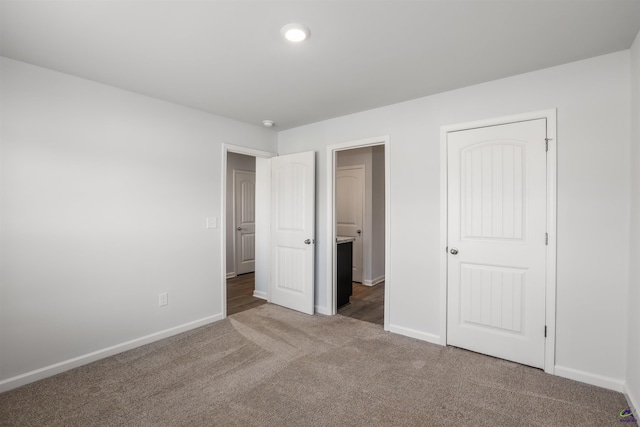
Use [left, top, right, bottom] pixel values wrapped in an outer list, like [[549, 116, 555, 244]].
[[221, 143, 276, 319], [326, 135, 391, 331], [439, 109, 557, 374]]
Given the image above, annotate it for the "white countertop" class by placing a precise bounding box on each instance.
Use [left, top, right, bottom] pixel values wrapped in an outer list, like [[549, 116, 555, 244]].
[[336, 236, 355, 244]]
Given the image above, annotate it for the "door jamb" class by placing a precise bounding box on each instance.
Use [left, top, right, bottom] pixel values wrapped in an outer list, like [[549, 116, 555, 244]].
[[326, 136, 390, 331], [439, 109, 557, 374], [221, 144, 276, 319]]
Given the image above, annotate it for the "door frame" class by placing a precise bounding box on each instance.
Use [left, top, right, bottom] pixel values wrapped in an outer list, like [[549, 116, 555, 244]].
[[221, 143, 276, 318], [326, 135, 390, 330], [336, 164, 365, 283], [439, 109, 557, 374]]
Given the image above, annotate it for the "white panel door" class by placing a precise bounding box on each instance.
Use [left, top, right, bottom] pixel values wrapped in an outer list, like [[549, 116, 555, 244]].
[[447, 119, 547, 369], [336, 166, 364, 283], [270, 151, 315, 315], [235, 170, 256, 275]]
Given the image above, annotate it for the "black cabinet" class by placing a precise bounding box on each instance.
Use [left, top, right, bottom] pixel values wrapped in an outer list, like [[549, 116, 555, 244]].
[[336, 239, 353, 308]]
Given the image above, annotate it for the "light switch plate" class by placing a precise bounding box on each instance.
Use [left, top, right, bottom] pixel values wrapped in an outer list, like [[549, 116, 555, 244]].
[[206, 217, 217, 229]]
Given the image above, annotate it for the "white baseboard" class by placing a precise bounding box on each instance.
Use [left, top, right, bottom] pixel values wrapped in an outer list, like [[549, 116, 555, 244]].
[[554, 365, 625, 392], [624, 382, 639, 414], [0, 313, 224, 393], [315, 305, 331, 315], [253, 290, 267, 300], [363, 275, 385, 286], [388, 323, 442, 346], [226, 272, 237, 279]]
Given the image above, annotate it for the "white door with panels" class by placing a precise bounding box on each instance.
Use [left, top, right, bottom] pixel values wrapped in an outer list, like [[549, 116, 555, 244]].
[[447, 119, 547, 369], [235, 170, 256, 275], [336, 166, 364, 283], [270, 151, 316, 315]]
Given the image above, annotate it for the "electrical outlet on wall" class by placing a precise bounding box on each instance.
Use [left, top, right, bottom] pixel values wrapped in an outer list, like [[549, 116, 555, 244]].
[[159, 292, 168, 307]]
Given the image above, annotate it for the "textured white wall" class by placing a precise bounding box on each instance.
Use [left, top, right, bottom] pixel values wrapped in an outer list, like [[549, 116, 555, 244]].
[[225, 152, 256, 276], [0, 58, 276, 385], [278, 51, 631, 385], [627, 29, 640, 410]]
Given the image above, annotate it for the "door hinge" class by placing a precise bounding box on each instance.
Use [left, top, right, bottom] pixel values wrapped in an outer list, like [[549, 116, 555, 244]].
[[545, 233, 548, 245], [544, 326, 547, 337]]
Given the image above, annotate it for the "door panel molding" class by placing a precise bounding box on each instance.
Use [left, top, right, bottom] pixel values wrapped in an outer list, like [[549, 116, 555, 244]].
[[440, 109, 557, 374]]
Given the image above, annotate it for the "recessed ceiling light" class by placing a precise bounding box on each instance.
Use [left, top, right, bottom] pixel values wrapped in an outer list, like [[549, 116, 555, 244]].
[[281, 23, 310, 43]]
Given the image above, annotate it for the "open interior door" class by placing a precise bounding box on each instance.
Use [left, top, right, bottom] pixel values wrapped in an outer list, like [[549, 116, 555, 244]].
[[269, 151, 315, 314]]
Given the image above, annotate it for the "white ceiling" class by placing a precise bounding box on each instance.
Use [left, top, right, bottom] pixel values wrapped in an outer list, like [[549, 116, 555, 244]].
[[2, 1, 639, 130]]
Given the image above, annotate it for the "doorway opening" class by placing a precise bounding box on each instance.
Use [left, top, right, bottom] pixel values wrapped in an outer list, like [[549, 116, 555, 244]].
[[327, 136, 390, 329], [221, 144, 275, 318], [225, 152, 265, 315]]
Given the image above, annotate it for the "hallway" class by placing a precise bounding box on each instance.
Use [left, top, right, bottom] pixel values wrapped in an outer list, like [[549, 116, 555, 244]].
[[227, 273, 266, 316], [337, 282, 384, 325]]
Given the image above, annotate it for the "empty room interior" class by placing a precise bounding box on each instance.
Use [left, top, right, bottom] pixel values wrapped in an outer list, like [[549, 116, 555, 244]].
[[1, 1, 640, 425]]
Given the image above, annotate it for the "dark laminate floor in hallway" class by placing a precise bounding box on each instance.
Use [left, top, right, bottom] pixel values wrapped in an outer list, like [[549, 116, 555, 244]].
[[229, 274, 383, 324], [338, 281, 385, 325], [226, 273, 266, 316]]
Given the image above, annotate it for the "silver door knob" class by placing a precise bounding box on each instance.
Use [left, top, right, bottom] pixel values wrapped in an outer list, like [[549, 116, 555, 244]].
[[236, 227, 242, 231], [450, 248, 459, 255], [304, 239, 312, 245], [356, 229, 362, 235]]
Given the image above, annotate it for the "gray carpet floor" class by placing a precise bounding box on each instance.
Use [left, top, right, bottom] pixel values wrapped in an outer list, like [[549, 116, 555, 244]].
[[0, 304, 630, 426]]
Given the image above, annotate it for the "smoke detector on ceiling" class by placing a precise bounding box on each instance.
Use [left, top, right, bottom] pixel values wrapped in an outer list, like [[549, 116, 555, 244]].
[[262, 120, 275, 128]]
